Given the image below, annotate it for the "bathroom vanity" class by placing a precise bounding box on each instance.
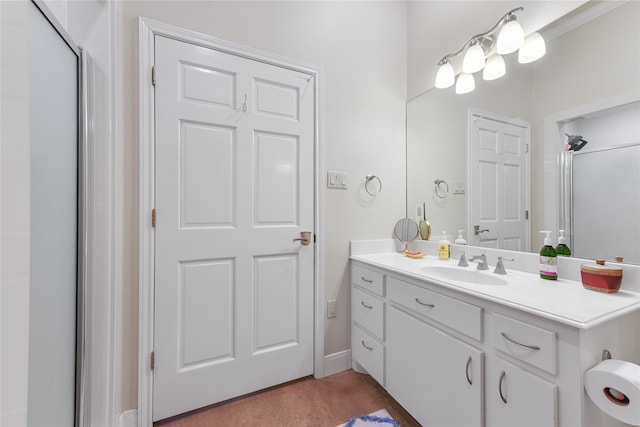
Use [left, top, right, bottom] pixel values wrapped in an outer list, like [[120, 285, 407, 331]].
[[350, 242, 640, 427]]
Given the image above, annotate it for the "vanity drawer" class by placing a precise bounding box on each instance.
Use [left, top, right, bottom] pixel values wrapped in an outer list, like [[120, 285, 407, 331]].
[[351, 286, 384, 340], [352, 324, 384, 385], [492, 313, 557, 375], [352, 265, 385, 296], [387, 276, 482, 341]]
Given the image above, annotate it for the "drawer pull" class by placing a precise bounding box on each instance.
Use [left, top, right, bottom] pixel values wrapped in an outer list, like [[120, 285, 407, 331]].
[[361, 276, 373, 283], [361, 301, 373, 309], [465, 356, 473, 385], [361, 340, 373, 351], [501, 332, 541, 351], [499, 370, 507, 404], [415, 298, 435, 308]]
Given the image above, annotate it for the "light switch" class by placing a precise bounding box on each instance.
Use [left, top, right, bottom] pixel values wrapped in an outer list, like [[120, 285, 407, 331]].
[[327, 171, 347, 189], [453, 180, 466, 194]]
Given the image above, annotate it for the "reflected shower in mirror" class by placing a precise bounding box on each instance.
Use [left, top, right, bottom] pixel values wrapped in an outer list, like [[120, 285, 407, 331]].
[[406, 1, 640, 264]]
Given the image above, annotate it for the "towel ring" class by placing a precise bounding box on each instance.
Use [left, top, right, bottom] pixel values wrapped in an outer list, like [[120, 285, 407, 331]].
[[434, 179, 449, 198], [365, 174, 383, 196]]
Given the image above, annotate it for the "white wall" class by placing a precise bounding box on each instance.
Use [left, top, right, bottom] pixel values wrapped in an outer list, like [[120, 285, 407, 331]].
[[118, 0, 407, 415], [1, 2, 30, 425]]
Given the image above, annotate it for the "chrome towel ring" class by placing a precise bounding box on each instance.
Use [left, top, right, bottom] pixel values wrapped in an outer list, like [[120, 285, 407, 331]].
[[365, 174, 383, 196], [434, 179, 449, 198]]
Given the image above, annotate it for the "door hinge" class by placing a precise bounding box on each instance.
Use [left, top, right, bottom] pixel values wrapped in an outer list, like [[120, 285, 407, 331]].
[[152, 66, 156, 86], [152, 208, 156, 228], [314, 234, 316, 243], [150, 351, 155, 370], [525, 143, 529, 153], [525, 210, 529, 220]]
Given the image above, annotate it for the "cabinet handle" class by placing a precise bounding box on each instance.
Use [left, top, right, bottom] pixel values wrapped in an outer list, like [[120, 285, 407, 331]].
[[465, 356, 473, 385], [361, 276, 373, 283], [501, 332, 541, 351], [499, 370, 507, 404], [415, 298, 435, 308], [361, 301, 373, 309], [361, 340, 373, 351]]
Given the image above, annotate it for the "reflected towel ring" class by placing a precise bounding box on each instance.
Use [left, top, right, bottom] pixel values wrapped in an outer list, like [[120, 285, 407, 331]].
[[434, 179, 449, 198], [365, 174, 383, 196]]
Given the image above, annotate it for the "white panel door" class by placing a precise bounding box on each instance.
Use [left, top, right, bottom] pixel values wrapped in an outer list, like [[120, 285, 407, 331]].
[[470, 115, 529, 251], [153, 36, 315, 421]]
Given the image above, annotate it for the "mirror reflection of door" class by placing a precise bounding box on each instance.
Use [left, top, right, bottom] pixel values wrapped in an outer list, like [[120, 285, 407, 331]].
[[469, 111, 530, 251]]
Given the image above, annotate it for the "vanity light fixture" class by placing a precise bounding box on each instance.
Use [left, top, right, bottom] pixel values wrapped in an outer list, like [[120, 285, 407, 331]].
[[518, 32, 546, 64], [434, 7, 546, 94], [456, 73, 475, 95], [435, 59, 455, 88], [496, 13, 525, 54], [462, 42, 486, 74], [483, 54, 506, 80]]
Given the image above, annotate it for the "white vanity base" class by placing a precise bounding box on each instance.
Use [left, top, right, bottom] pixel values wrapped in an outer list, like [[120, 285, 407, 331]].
[[350, 240, 640, 427]]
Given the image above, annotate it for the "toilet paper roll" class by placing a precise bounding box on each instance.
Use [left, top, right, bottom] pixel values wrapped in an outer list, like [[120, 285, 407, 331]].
[[584, 359, 640, 426]]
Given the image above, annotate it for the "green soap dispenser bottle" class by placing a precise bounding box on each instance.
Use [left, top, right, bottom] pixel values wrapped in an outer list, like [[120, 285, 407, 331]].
[[556, 230, 571, 257], [539, 231, 558, 280]]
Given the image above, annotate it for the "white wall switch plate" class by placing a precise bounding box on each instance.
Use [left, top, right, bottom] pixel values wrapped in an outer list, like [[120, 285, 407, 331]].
[[453, 180, 466, 194], [327, 171, 347, 189], [327, 300, 337, 318]]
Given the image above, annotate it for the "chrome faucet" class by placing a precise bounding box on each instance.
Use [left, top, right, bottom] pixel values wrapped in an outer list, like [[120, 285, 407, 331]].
[[456, 251, 469, 267], [493, 256, 514, 275], [469, 252, 488, 270]]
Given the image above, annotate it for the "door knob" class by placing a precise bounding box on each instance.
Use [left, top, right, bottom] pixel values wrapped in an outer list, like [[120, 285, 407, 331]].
[[293, 231, 312, 246], [474, 225, 490, 236]]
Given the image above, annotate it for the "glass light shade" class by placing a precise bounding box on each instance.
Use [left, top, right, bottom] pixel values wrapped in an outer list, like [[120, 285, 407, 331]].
[[518, 32, 546, 64], [455, 73, 475, 94], [435, 62, 455, 88], [462, 43, 485, 74], [497, 18, 524, 54], [483, 54, 506, 80]]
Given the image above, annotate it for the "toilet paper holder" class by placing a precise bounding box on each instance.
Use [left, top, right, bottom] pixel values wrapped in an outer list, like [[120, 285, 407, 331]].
[[598, 349, 630, 406]]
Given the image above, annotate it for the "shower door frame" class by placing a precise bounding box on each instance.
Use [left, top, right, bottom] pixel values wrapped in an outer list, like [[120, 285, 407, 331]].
[[30, 1, 90, 425]]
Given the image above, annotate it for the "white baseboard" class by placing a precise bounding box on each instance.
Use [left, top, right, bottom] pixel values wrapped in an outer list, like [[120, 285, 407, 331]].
[[323, 349, 352, 377], [118, 409, 138, 427]]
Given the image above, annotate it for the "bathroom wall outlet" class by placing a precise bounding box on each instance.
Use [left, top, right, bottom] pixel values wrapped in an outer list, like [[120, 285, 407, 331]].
[[416, 204, 424, 220], [327, 300, 337, 318], [453, 180, 466, 195], [327, 171, 347, 189]]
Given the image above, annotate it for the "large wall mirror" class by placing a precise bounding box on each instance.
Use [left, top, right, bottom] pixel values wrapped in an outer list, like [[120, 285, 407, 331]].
[[407, 1, 640, 264]]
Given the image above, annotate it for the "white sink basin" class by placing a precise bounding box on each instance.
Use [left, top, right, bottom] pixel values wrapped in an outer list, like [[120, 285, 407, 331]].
[[422, 265, 510, 286]]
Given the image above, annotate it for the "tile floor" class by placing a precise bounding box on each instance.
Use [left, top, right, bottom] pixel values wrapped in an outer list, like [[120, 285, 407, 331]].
[[154, 370, 420, 426]]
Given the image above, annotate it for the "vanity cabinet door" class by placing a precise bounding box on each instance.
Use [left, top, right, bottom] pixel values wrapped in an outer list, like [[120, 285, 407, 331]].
[[485, 356, 557, 427], [386, 306, 483, 427]]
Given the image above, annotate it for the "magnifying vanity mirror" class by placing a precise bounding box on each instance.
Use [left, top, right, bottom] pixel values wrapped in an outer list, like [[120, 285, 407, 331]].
[[393, 218, 420, 252], [406, 1, 640, 264]]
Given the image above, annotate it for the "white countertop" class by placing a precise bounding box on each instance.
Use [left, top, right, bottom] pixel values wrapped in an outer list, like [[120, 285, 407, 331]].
[[351, 252, 640, 329]]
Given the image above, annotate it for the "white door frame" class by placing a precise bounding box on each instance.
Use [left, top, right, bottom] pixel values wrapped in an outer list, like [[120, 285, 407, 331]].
[[467, 108, 531, 250], [138, 18, 325, 427]]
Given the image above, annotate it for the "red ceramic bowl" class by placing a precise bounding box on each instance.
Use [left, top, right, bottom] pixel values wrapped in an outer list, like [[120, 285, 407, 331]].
[[580, 260, 623, 293]]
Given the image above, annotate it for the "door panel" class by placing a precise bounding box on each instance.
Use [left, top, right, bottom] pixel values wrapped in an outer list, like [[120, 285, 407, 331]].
[[153, 35, 315, 421], [471, 115, 529, 251]]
